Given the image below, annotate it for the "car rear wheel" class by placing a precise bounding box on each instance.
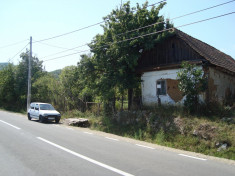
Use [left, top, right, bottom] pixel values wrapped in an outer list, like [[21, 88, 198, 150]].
[[28, 113, 31, 120]]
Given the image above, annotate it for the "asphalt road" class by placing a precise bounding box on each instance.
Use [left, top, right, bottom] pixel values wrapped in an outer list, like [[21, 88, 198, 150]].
[[0, 110, 234, 176]]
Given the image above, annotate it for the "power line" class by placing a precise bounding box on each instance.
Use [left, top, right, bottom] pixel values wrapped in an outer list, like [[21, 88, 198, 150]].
[[148, 0, 166, 7], [34, 40, 83, 52], [115, 12, 235, 45], [33, 0, 166, 44], [43, 11, 235, 62], [34, 40, 70, 50], [40, 43, 89, 59], [33, 21, 105, 43], [171, 0, 235, 20], [9, 42, 29, 62], [0, 39, 28, 49], [44, 49, 90, 62], [41, 0, 235, 60], [39, 1, 168, 59], [114, 0, 235, 39]]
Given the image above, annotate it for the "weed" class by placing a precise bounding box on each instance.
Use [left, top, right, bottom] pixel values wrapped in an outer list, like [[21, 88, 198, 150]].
[[60, 104, 235, 160]]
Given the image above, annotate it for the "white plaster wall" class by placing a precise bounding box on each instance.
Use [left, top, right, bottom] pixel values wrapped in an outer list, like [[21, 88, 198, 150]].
[[141, 68, 182, 105], [209, 67, 235, 103], [141, 67, 206, 105]]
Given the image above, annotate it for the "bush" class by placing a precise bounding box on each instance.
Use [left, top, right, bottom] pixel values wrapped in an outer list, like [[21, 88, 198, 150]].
[[177, 62, 207, 113]]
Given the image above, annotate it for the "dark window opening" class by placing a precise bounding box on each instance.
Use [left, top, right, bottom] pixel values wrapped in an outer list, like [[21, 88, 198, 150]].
[[156, 80, 166, 95]]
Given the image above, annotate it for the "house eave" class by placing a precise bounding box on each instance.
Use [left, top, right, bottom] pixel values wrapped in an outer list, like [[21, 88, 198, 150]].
[[136, 60, 203, 74]]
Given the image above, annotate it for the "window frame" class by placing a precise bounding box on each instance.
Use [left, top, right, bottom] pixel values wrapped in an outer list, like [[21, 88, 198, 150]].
[[35, 104, 39, 111], [156, 79, 167, 96]]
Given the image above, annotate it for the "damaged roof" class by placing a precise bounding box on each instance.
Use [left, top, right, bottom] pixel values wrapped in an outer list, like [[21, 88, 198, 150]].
[[174, 28, 235, 73]]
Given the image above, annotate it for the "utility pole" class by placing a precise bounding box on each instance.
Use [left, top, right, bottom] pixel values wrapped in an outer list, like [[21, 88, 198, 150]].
[[27, 36, 32, 111]]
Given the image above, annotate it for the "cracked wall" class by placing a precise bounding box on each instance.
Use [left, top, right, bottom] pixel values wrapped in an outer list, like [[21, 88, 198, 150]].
[[208, 67, 235, 105]]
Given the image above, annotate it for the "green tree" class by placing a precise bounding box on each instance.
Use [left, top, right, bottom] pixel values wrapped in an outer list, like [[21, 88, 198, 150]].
[[75, 54, 97, 101], [59, 66, 79, 110], [89, 1, 173, 110], [177, 61, 207, 112], [15, 51, 44, 109], [0, 63, 16, 110], [32, 74, 58, 103]]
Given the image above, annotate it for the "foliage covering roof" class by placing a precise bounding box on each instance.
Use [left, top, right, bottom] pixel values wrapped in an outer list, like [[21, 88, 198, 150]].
[[174, 28, 235, 74]]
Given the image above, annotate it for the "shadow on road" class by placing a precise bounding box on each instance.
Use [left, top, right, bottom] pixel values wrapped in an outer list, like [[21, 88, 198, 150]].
[[29, 119, 62, 125]]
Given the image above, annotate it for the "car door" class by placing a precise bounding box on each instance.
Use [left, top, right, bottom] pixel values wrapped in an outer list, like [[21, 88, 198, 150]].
[[34, 104, 40, 119], [29, 103, 35, 117]]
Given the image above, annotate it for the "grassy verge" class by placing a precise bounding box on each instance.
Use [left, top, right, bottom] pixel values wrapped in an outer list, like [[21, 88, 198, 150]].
[[0, 107, 26, 115], [62, 105, 235, 160]]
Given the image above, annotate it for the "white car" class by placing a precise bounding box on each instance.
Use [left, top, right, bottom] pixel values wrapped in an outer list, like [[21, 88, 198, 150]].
[[28, 102, 61, 123]]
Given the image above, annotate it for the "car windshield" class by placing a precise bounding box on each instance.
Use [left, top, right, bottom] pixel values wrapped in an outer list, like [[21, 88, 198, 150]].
[[40, 104, 55, 110]]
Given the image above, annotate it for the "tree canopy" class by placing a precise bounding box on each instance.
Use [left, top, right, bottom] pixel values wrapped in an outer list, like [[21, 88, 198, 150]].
[[88, 1, 173, 109], [0, 1, 173, 113]]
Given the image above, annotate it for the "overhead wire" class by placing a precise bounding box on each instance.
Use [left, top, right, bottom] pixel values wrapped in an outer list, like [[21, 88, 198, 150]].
[[33, 21, 105, 43], [40, 43, 89, 59], [33, 0, 166, 43], [43, 11, 235, 62], [9, 42, 29, 62], [148, 0, 167, 7], [39, 0, 167, 59], [33, 40, 83, 52], [0, 39, 28, 49], [113, 0, 235, 39], [0, 1, 166, 64], [115, 12, 235, 45], [41, 0, 235, 60]]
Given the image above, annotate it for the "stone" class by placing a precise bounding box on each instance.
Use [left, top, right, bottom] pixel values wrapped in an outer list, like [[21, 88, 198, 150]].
[[217, 143, 228, 152], [174, 117, 185, 135], [64, 118, 90, 127], [193, 123, 217, 140], [215, 142, 220, 147], [193, 130, 198, 136]]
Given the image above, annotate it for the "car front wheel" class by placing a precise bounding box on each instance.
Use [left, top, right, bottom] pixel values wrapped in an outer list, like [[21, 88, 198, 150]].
[[39, 115, 44, 123], [55, 117, 60, 123]]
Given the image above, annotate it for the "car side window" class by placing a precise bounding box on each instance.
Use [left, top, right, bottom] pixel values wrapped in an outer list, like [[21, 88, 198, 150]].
[[30, 104, 34, 109], [35, 104, 39, 111]]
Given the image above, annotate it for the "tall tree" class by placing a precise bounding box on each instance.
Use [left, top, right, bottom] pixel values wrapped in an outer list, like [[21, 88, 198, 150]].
[[15, 51, 44, 109], [32, 74, 58, 104], [0, 64, 16, 110], [89, 1, 173, 110]]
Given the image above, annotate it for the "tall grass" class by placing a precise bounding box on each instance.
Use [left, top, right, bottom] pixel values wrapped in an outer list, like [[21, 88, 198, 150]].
[[62, 104, 235, 160]]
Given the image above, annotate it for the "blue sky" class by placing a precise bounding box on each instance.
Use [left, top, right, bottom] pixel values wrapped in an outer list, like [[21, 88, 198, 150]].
[[0, 0, 234, 71]]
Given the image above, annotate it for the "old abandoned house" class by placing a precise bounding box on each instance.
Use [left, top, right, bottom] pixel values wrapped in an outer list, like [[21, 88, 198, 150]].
[[136, 29, 235, 106]]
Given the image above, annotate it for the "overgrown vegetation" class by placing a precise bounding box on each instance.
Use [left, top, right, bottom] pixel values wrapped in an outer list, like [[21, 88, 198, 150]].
[[0, 1, 234, 160], [177, 61, 207, 113], [62, 104, 235, 160], [0, 1, 173, 112]]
